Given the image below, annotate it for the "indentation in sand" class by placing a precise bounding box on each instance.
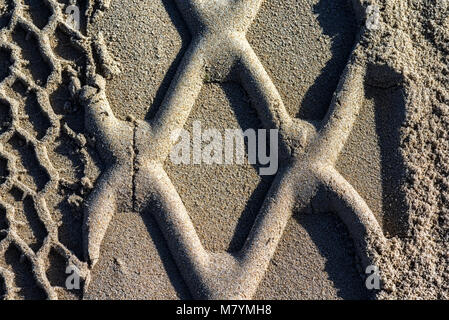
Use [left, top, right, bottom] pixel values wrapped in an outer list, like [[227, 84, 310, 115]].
[[247, 0, 357, 120]]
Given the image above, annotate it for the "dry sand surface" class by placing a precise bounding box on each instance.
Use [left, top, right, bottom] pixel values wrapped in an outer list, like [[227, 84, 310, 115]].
[[0, 0, 448, 300]]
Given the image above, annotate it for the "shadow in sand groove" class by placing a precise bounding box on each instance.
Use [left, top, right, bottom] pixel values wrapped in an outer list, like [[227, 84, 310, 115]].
[[299, 0, 358, 121], [365, 63, 408, 238]]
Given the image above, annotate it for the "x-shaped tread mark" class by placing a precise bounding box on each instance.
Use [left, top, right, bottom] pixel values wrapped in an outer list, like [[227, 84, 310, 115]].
[[80, 0, 386, 299]]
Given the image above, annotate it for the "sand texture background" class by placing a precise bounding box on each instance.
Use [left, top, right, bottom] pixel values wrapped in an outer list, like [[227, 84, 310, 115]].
[[0, 0, 448, 300]]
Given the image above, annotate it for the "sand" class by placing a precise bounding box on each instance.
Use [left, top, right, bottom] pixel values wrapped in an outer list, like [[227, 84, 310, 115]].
[[0, 0, 448, 300]]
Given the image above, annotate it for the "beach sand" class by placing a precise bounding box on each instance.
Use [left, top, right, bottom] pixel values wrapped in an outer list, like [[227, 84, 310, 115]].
[[0, 0, 448, 300]]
